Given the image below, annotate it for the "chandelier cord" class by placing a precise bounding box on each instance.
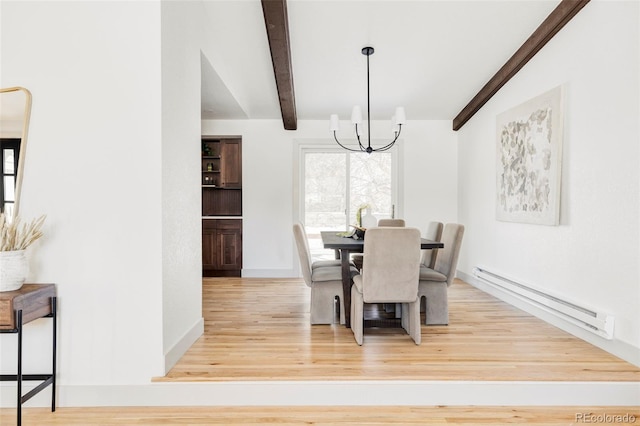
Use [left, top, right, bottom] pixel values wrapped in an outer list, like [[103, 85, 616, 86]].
[[366, 51, 371, 152]]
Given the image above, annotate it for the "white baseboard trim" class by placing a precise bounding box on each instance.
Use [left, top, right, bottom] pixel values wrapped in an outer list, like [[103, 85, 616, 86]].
[[1, 381, 638, 407], [458, 270, 640, 368], [164, 317, 204, 374]]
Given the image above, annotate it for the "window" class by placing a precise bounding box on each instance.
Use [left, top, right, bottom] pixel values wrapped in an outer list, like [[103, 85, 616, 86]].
[[1, 139, 20, 217], [299, 146, 399, 260]]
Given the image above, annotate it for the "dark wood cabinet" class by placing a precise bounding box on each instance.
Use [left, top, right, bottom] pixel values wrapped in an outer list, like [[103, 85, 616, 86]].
[[202, 219, 242, 277], [220, 139, 242, 188], [202, 188, 241, 217], [202, 136, 242, 277], [202, 138, 242, 216], [201, 138, 241, 189]]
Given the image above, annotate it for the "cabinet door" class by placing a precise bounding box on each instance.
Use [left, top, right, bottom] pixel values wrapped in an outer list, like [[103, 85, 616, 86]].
[[215, 226, 242, 270], [220, 139, 242, 188], [202, 220, 218, 271]]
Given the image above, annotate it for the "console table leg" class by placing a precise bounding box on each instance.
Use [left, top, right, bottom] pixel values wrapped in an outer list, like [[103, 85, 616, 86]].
[[16, 309, 23, 426], [51, 297, 57, 412]]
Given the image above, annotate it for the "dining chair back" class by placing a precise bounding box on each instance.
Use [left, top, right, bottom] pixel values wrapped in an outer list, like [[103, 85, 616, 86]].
[[433, 223, 465, 285], [418, 223, 464, 325], [293, 223, 314, 285], [377, 218, 406, 227], [421, 221, 443, 269], [351, 227, 422, 345], [352, 218, 404, 271]]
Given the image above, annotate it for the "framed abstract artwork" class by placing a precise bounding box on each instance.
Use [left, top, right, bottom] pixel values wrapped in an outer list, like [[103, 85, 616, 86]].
[[496, 86, 564, 225]]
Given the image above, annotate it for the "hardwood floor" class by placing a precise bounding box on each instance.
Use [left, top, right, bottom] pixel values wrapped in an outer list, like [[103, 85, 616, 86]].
[[4, 278, 638, 425], [3, 406, 639, 425], [157, 278, 640, 382]]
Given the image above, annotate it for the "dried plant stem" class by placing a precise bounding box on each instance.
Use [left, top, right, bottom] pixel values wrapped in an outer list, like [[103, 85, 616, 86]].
[[0, 213, 46, 251]]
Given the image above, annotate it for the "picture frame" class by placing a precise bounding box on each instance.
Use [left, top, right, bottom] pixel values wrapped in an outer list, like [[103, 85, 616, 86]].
[[496, 86, 564, 226]]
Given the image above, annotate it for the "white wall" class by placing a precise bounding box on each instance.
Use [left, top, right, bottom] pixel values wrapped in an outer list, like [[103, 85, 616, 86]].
[[456, 1, 639, 363], [2, 0, 634, 409], [0, 0, 186, 389], [160, 1, 204, 372], [201, 119, 458, 277]]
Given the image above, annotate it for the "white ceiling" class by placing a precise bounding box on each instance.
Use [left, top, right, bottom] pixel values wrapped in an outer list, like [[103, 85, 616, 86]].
[[200, 0, 560, 123]]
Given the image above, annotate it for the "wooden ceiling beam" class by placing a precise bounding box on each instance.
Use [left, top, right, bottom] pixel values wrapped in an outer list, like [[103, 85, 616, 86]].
[[262, 0, 297, 130], [452, 0, 590, 131]]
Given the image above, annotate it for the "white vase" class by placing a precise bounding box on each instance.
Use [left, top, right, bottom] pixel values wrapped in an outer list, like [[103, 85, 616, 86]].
[[0, 250, 28, 292], [361, 208, 377, 229]]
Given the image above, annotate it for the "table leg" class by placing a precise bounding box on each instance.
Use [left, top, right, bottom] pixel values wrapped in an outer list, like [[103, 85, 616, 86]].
[[51, 297, 57, 412], [340, 249, 352, 328], [16, 309, 23, 426]]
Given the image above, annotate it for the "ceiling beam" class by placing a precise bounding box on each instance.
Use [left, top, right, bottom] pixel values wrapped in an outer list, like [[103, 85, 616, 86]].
[[262, 0, 297, 130], [452, 0, 590, 131]]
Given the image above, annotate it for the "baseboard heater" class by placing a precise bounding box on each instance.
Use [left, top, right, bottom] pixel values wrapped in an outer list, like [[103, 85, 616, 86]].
[[473, 267, 615, 340]]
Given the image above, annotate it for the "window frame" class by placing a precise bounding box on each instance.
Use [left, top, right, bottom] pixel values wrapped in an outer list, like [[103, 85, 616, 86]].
[[1, 138, 21, 215], [293, 139, 404, 262]]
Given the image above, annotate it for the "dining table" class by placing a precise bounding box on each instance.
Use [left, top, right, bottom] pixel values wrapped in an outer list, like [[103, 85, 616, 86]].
[[320, 230, 444, 328]]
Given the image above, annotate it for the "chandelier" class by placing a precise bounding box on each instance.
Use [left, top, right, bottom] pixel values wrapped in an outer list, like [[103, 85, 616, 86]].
[[330, 46, 405, 153]]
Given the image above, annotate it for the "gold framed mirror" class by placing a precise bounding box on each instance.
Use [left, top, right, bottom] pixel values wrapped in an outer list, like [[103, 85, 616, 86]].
[[0, 87, 32, 218]]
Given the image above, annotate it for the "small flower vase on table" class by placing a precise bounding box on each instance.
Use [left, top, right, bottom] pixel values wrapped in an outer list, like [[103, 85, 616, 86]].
[[361, 208, 377, 229]]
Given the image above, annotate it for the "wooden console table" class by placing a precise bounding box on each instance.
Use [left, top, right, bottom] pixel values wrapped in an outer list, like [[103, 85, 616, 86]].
[[0, 284, 57, 426]]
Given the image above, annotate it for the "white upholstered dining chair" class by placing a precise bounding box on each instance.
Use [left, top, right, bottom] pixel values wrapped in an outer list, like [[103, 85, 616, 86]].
[[350, 227, 422, 345], [421, 221, 443, 269], [293, 223, 358, 324], [352, 218, 405, 271], [377, 218, 406, 227], [418, 223, 464, 325]]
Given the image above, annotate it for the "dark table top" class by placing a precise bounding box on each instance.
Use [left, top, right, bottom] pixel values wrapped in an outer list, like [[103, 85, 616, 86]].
[[320, 231, 444, 251]]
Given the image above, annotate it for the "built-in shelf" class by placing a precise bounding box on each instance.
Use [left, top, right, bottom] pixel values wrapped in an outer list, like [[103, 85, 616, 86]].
[[202, 137, 242, 277], [203, 216, 243, 219]]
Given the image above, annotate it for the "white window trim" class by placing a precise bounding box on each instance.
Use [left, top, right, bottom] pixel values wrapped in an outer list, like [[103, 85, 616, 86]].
[[292, 138, 404, 229]]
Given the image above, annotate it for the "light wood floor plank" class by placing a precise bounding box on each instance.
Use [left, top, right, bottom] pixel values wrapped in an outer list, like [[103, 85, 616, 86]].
[[3, 279, 637, 425], [2, 406, 639, 425], [156, 278, 640, 382]]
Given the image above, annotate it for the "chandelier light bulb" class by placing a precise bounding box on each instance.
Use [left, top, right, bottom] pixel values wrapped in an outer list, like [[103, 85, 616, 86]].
[[395, 107, 406, 125], [330, 114, 340, 131], [351, 106, 363, 124]]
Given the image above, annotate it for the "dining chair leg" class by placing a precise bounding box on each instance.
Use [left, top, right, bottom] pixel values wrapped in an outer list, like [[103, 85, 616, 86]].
[[400, 301, 421, 345], [350, 286, 364, 345], [338, 296, 346, 325], [310, 285, 342, 325], [422, 282, 449, 325], [409, 300, 421, 345], [401, 302, 409, 332]]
